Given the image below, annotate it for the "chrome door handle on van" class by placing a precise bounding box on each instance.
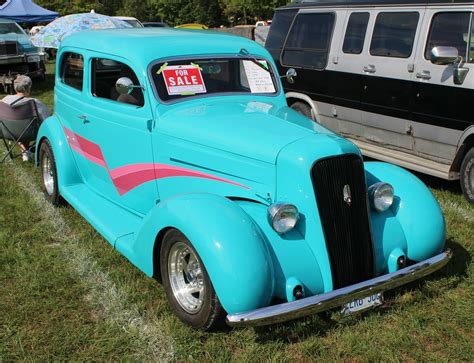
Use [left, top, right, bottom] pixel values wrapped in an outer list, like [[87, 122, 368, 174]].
[[416, 70, 431, 80], [363, 65, 376, 73]]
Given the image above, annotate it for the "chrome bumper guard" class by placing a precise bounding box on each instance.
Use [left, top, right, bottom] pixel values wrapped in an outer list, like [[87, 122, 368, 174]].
[[226, 250, 452, 327]]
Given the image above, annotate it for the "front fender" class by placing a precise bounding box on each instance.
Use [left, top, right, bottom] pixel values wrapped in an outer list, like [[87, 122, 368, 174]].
[[365, 162, 445, 262], [132, 193, 274, 314], [36, 115, 82, 189]]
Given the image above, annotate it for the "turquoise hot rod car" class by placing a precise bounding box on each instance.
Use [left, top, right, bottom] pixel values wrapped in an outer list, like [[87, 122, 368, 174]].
[[36, 28, 451, 329]]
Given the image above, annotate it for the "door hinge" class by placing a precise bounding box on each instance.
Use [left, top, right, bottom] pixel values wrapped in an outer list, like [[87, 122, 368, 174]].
[[147, 119, 153, 132]]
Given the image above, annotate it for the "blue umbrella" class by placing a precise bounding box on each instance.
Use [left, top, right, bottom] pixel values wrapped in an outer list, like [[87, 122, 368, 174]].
[[31, 12, 132, 48]]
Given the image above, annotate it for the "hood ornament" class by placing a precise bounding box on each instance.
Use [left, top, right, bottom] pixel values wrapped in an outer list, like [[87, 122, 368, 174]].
[[343, 184, 352, 206]]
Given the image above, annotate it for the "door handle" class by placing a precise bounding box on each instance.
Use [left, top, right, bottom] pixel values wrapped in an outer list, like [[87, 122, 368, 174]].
[[363, 65, 376, 73], [77, 114, 90, 124], [416, 70, 431, 80]]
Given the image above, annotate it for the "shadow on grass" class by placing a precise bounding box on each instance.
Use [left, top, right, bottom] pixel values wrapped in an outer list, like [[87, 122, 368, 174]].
[[253, 239, 470, 344]]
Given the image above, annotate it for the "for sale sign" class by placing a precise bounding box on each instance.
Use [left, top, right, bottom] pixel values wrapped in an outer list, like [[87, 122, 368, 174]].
[[162, 65, 206, 95]]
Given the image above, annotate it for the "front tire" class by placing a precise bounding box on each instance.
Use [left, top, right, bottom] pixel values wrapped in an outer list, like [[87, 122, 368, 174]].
[[460, 148, 474, 204], [39, 140, 61, 206], [160, 229, 224, 330], [291, 101, 315, 121]]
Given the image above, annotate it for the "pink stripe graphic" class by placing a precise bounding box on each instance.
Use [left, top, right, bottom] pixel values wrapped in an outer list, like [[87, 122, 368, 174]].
[[63, 127, 250, 195]]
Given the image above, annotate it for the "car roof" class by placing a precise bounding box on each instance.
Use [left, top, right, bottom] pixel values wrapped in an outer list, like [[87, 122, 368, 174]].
[[0, 19, 17, 23], [60, 28, 268, 66], [280, 0, 474, 9]]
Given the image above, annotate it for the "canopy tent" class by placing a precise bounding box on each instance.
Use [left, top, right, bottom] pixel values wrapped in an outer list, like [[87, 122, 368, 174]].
[[0, 0, 59, 23]]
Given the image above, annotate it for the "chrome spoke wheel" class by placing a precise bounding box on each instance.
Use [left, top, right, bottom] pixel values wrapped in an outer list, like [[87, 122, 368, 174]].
[[469, 163, 474, 192], [41, 152, 54, 196], [168, 241, 205, 314]]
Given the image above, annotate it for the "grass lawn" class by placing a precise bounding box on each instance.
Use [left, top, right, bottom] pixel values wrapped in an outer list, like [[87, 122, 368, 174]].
[[0, 62, 472, 361]]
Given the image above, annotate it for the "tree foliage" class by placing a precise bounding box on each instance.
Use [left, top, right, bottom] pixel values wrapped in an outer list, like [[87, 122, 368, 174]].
[[31, 0, 288, 26]]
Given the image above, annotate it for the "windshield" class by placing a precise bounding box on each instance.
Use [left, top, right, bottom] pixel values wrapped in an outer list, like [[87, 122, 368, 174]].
[[151, 57, 278, 102], [0, 22, 25, 35], [124, 19, 143, 28]]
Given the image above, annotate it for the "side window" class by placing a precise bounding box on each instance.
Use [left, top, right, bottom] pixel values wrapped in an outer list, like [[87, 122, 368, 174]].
[[61, 52, 84, 91], [91, 58, 144, 107], [265, 9, 298, 56], [343, 12, 370, 54], [282, 12, 335, 69], [370, 12, 419, 58], [425, 12, 471, 62]]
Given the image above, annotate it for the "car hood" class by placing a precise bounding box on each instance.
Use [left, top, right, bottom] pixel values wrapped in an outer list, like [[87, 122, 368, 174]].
[[0, 33, 36, 52], [156, 98, 334, 164]]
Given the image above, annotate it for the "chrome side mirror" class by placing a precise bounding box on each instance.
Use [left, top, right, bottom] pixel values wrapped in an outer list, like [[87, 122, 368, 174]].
[[116, 77, 134, 95], [430, 46, 459, 65], [285, 68, 297, 84]]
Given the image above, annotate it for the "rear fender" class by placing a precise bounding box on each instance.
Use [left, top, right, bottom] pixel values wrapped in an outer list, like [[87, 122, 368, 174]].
[[132, 193, 274, 314]]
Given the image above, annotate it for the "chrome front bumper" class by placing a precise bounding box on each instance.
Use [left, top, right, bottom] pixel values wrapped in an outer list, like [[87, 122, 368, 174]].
[[226, 250, 452, 327]]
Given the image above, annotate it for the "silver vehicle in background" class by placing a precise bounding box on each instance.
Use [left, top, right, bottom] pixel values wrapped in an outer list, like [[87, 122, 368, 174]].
[[267, 0, 474, 203]]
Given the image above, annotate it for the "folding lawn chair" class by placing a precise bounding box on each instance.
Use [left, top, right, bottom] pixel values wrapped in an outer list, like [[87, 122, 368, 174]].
[[0, 99, 40, 163]]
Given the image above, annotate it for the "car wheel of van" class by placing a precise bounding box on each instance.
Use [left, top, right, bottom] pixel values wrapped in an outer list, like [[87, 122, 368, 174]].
[[460, 148, 474, 204], [291, 101, 315, 121], [160, 229, 225, 330], [39, 140, 61, 206]]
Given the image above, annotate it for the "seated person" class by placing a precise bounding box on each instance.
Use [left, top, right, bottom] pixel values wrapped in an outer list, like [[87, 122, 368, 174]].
[[1, 75, 51, 161]]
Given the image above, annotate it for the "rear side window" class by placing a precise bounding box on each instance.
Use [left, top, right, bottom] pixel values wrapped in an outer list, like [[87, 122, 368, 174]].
[[265, 10, 297, 51], [61, 52, 84, 91], [91, 58, 144, 107], [370, 12, 419, 58], [425, 12, 471, 62], [343, 12, 370, 54], [282, 12, 335, 69]]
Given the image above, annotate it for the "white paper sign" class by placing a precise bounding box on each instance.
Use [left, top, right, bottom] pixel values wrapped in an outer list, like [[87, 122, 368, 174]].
[[242, 60, 276, 94]]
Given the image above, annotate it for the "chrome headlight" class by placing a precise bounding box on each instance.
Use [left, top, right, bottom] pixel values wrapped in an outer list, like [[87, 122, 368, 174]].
[[267, 203, 299, 234], [368, 182, 394, 212]]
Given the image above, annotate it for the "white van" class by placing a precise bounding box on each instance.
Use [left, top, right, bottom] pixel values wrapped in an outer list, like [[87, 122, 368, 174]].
[[266, 0, 474, 203]]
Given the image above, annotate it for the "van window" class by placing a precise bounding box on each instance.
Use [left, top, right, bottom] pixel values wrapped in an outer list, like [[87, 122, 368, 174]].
[[265, 10, 297, 54], [370, 12, 419, 58], [425, 12, 471, 62], [343, 12, 370, 54], [91, 58, 144, 107], [282, 12, 335, 69], [61, 52, 84, 91]]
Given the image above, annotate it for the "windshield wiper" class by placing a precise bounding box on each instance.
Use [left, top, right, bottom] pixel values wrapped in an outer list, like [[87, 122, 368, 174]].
[[239, 48, 270, 73]]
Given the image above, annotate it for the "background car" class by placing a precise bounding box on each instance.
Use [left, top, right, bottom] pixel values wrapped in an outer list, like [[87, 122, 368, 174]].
[[143, 21, 169, 28], [113, 16, 143, 28], [0, 19, 45, 81]]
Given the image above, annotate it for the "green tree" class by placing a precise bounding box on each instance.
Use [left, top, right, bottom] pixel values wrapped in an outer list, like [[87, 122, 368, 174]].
[[221, 0, 287, 25]]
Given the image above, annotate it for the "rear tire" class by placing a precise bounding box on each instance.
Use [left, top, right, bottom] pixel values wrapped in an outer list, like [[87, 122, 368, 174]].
[[460, 148, 474, 204], [39, 140, 62, 206], [160, 229, 225, 330], [291, 101, 315, 121]]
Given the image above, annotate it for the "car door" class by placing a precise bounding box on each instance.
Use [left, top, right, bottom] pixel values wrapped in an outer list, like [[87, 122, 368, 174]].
[[332, 10, 371, 136], [411, 7, 474, 164], [55, 49, 96, 183], [360, 8, 424, 151], [74, 54, 157, 215]]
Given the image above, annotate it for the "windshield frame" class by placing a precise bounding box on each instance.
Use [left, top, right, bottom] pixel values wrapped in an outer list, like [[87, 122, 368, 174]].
[[147, 54, 281, 105]]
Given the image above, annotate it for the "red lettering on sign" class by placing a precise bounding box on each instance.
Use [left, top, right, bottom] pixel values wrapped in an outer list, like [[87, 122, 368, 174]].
[[162, 65, 206, 95]]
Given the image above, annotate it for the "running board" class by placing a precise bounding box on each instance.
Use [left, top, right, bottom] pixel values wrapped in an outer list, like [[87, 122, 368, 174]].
[[349, 139, 456, 180]]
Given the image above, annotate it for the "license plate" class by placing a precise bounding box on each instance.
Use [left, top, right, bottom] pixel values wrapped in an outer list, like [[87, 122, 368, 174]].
[[341, 293, 383, 316], [27, 55, 41, 63]]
